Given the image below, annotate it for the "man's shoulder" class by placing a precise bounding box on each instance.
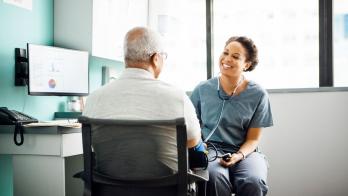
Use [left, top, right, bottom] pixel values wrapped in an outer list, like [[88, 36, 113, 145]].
[[154, 80, 186, 95], [89, 82, 112, 96], [86, 81, 119, 104]]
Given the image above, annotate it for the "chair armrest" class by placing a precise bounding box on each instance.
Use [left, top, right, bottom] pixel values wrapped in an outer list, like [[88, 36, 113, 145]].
[[74, 170, 179, 188], [74, 170, 209, 187], [188, 170, 209, 184], [93, 172, 179, 188]]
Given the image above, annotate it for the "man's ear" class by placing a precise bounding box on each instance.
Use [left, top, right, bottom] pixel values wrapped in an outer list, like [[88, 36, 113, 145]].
[[150, 53, 160, 68], [150, 53, 162, 78]]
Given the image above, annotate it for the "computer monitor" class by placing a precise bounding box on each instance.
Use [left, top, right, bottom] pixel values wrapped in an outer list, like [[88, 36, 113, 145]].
[[27, 44, 89, 96]]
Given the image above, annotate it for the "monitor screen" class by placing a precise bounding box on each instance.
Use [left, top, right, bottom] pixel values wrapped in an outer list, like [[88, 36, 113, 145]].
[[27, 44, 89, 96]]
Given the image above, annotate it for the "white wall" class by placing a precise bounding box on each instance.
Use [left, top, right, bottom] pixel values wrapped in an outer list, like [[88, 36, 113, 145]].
[[260, 91, 348, 196], [54, 0, 92, 52]]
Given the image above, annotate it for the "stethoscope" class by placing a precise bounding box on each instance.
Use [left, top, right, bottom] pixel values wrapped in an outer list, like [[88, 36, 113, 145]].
[[217, 74, 245, 100], [203, 75, 244, 143]]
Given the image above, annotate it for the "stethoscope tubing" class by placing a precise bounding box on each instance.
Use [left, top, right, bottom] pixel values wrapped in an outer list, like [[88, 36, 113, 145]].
[[204, 99, 225, 142], [204, 75, 244, 142]]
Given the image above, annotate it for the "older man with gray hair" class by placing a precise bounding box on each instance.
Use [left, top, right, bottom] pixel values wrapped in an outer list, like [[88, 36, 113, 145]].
[[83, 27, 202, 189]]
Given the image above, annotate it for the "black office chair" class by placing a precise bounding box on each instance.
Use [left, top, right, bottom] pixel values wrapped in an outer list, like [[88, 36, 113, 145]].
[[75, 116, 207, 196]]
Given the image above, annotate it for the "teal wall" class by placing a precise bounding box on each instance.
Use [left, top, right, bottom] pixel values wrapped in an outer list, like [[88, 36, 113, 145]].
[[0, 1, 124, 195], [0, 0, 65, 121], [89, 56, 124, 92], [0, 1, 54, 196], [0, 155, 12, 196]]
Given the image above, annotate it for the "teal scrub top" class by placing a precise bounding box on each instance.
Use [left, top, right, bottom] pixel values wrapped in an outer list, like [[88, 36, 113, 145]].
[[190, 77, 273, 153]]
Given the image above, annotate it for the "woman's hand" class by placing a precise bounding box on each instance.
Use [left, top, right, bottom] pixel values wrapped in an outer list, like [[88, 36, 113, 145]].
[[220, 127, 263, 167], [220, 152, 243, 167]]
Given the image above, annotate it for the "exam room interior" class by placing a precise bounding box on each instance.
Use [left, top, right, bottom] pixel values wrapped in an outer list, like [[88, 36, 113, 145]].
[[1, 0, 348, 196]]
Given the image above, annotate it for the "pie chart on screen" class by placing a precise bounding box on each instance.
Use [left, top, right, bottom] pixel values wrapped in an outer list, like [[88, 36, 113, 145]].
[[48, 79, 56, 89]]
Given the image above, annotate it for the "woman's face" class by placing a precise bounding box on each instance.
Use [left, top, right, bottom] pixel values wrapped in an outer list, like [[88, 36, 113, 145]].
[[219, 41, 250, 77]]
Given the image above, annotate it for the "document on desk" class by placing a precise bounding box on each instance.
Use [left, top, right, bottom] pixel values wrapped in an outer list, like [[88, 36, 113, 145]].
[[23, 120, 81, 128]]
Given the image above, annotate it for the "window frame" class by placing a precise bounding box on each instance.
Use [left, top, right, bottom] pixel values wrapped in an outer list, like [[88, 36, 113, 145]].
[[319, 0, 333, 87], [205, 0, 348, 91]]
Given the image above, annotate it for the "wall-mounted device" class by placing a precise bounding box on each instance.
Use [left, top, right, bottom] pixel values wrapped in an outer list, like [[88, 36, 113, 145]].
[[102, 66, 118, 85], [15, 48, 28, 86]]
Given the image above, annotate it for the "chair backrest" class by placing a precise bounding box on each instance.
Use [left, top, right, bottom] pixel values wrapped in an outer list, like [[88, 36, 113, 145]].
[[78, 116, 191, 196]]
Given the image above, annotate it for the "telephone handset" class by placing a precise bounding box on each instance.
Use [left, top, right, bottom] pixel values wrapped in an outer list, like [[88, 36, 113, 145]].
[[0, 107, 38, 145], [0, 107, 38, 124]]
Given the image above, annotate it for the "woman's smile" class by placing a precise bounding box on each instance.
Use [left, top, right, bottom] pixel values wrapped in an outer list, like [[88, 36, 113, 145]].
[[222, 63, 234, 70]]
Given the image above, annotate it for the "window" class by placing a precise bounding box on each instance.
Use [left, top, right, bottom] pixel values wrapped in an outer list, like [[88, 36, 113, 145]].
[[148, 0, 206, 90], [93, 0, 347, 90], [333, 0, 348, 87], [213, 0, 319, 89], [92, 0, 148, 61], [92, 0, 206, 91]]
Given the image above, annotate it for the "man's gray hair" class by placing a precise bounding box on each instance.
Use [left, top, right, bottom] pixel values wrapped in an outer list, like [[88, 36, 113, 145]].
[[123, 27, 164, 63]]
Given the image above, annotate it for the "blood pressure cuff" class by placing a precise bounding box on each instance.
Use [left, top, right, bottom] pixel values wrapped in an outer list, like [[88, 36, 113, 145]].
[[188, 140, 208, 170]]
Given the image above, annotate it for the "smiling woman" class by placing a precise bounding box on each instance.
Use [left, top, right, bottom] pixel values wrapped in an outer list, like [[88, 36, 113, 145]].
[[218, 36, 258, 97], [191, 36, 273, 196]]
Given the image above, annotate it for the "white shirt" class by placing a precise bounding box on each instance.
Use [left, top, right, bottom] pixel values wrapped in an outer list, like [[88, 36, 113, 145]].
[[83, 68, 201, 177]]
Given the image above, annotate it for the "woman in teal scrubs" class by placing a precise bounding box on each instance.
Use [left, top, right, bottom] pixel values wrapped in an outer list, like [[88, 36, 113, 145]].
[[190, 36, 273, 196]]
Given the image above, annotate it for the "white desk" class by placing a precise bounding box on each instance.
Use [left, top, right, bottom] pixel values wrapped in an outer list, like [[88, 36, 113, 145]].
[[0, 125, 84, 196]]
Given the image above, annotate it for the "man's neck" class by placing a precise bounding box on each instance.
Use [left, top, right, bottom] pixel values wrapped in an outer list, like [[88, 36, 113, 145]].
[[126, 64, 156, 78]]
